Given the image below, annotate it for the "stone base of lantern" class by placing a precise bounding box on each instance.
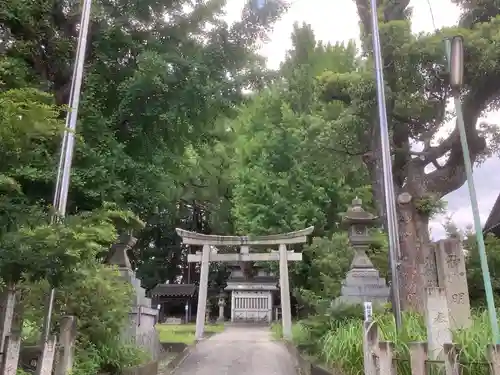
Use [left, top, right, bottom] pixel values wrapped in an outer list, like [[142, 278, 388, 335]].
[[334, 266, 390, 306]]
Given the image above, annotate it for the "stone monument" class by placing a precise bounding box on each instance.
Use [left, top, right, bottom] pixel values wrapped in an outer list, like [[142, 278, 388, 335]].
[[434, 238, 471, 329], [335, 198, 390, 306], [106, 233, 160, 358], [424, 287, 452, 360]]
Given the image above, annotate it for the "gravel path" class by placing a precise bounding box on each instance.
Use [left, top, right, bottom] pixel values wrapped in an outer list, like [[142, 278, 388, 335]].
[[171, 326, 298, 375]]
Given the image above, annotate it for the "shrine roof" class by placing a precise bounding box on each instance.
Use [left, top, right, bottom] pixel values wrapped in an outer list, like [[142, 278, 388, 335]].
[[149, 284, 197, 297], [175, 226, 314, 246], [484, 193, 500, 237]]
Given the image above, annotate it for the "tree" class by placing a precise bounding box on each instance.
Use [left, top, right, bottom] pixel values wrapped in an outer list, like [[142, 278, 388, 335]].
[[297, 232, 388, 313], [0, 83, 145, 369], [22, 264, 148, 375], [0, 0, 289, 287], [465, 233, 500, 307], [0, 88, 61, 236], [319, 0, 500, 311], [230, 23, 371, 237], [227, 24, 376, 303]]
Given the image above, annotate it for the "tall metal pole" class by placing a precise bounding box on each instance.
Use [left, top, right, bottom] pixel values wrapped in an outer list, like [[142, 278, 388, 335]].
[[446, 36, 500, 344], [454, 95, 499, 343], [369, 0, 403, 330], [38, 0, 93, 356], [57, 0, 92, 216]]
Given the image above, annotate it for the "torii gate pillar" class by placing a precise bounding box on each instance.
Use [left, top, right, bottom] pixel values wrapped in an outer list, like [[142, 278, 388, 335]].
[[176, 227, 314, 340]]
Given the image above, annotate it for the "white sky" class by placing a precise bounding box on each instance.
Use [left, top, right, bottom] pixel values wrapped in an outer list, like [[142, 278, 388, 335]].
[[225, 0, 500, 239]]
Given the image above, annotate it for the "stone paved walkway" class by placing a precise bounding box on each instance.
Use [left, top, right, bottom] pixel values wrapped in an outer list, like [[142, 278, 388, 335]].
[[171, 326, 298, 375]]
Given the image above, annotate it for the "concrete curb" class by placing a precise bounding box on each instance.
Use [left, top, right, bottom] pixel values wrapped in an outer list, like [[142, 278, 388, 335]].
[[284, 341, 312, 375], [283, 342, 344, 375], [163, 332, 218, 374], [164, 344, 194, 374]]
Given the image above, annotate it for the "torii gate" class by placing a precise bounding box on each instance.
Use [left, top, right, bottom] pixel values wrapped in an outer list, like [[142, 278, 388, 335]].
[[175, 226, 314, 340]]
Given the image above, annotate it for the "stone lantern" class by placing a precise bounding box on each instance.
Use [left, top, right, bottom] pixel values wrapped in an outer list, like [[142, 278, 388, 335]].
[[342, 197, 378, 269], [205, 300, 212, 323], [335, 198, 390, 305], [217, 291, 226, 322]]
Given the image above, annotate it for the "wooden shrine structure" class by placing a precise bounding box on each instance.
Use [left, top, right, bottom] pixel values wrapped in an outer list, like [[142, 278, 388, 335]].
[[175, 227, 314, 340], [149, 284, 197, 323]]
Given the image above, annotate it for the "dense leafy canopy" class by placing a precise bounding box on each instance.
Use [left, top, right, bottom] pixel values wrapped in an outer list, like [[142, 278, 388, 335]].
[[318, 0, 500, 311], [2, 1, 500, 370]]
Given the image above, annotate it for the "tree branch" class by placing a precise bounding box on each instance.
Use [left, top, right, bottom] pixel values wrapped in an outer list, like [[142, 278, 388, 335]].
[[424, 79, 498, 196]]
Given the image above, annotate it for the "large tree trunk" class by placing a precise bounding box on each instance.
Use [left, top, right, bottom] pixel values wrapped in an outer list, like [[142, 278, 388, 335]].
[[364, 152, 438, 313], [396, 191, 438, 312], [362, 140, 386, 231]]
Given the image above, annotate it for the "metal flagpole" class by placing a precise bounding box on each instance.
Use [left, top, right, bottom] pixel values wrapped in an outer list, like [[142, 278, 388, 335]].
[[369, 0, 403, 330], [38, 0, 93, 355], [58, 0, 92, 216]]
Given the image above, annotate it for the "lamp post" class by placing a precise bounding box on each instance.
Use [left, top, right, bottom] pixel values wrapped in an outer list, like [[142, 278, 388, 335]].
[[445, 36, 500, 343], [369, 0, 402, 330]]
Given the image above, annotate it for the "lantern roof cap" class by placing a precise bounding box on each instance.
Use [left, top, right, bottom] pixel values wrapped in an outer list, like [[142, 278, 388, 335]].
[[342, 198, 378, 226]]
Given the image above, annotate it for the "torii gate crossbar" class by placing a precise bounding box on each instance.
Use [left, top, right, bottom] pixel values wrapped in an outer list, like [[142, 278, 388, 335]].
[[176, 227, 314, 340]]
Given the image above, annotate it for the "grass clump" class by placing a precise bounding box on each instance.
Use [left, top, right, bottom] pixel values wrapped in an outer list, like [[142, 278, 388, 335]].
[[156, 323, 225, 344], [282, 306, 493, 375]]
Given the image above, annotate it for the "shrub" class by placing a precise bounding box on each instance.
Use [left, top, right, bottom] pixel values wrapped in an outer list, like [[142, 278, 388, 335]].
[[72, 337, 149, 375], [22, 264, 149, 375], [295, 310, 493, 375]]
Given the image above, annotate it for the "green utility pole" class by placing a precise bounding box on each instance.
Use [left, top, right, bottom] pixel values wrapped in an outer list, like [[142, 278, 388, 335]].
[[445, 36, 500, 344]]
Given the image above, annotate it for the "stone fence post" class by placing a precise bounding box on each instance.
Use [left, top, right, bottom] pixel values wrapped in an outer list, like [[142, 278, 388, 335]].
[[409, 342, 427, 375], [377, 341, 394, 375], [35, 336, 57, 375], [54, 316, 77, 375], [363, 312, 500, 375], [434, 239, 471, 329], [1, 334, 21, 375], [362, 321, 379, 375], [425, 287, 452, 360], [0, 286, 17, 358], [0, 287, 23, 375], [443, 343, 460, 375], [488, 344, 500, 375]]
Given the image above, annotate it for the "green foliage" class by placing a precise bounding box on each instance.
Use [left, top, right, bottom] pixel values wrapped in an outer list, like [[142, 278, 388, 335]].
[[22, 264, 147, 374], [0, 0, 289, 289], [16, 369, 30, 375], [295, 234, 352, 307], [318, 0, 500, 309], [466, 233, 500, 307], [230, 28, 370, 237], [295, 232, 389, 313], [0, 88, 62, 235], [414, 195, 447, 217], [0, 88, 61, 149], [71, 338, 148, 375], [0, 205, 140, 286], [156, 323, 225, 345], [292, 304, 365, 355], [286, 311, 493, 375], [0, 1, 294, 370]]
